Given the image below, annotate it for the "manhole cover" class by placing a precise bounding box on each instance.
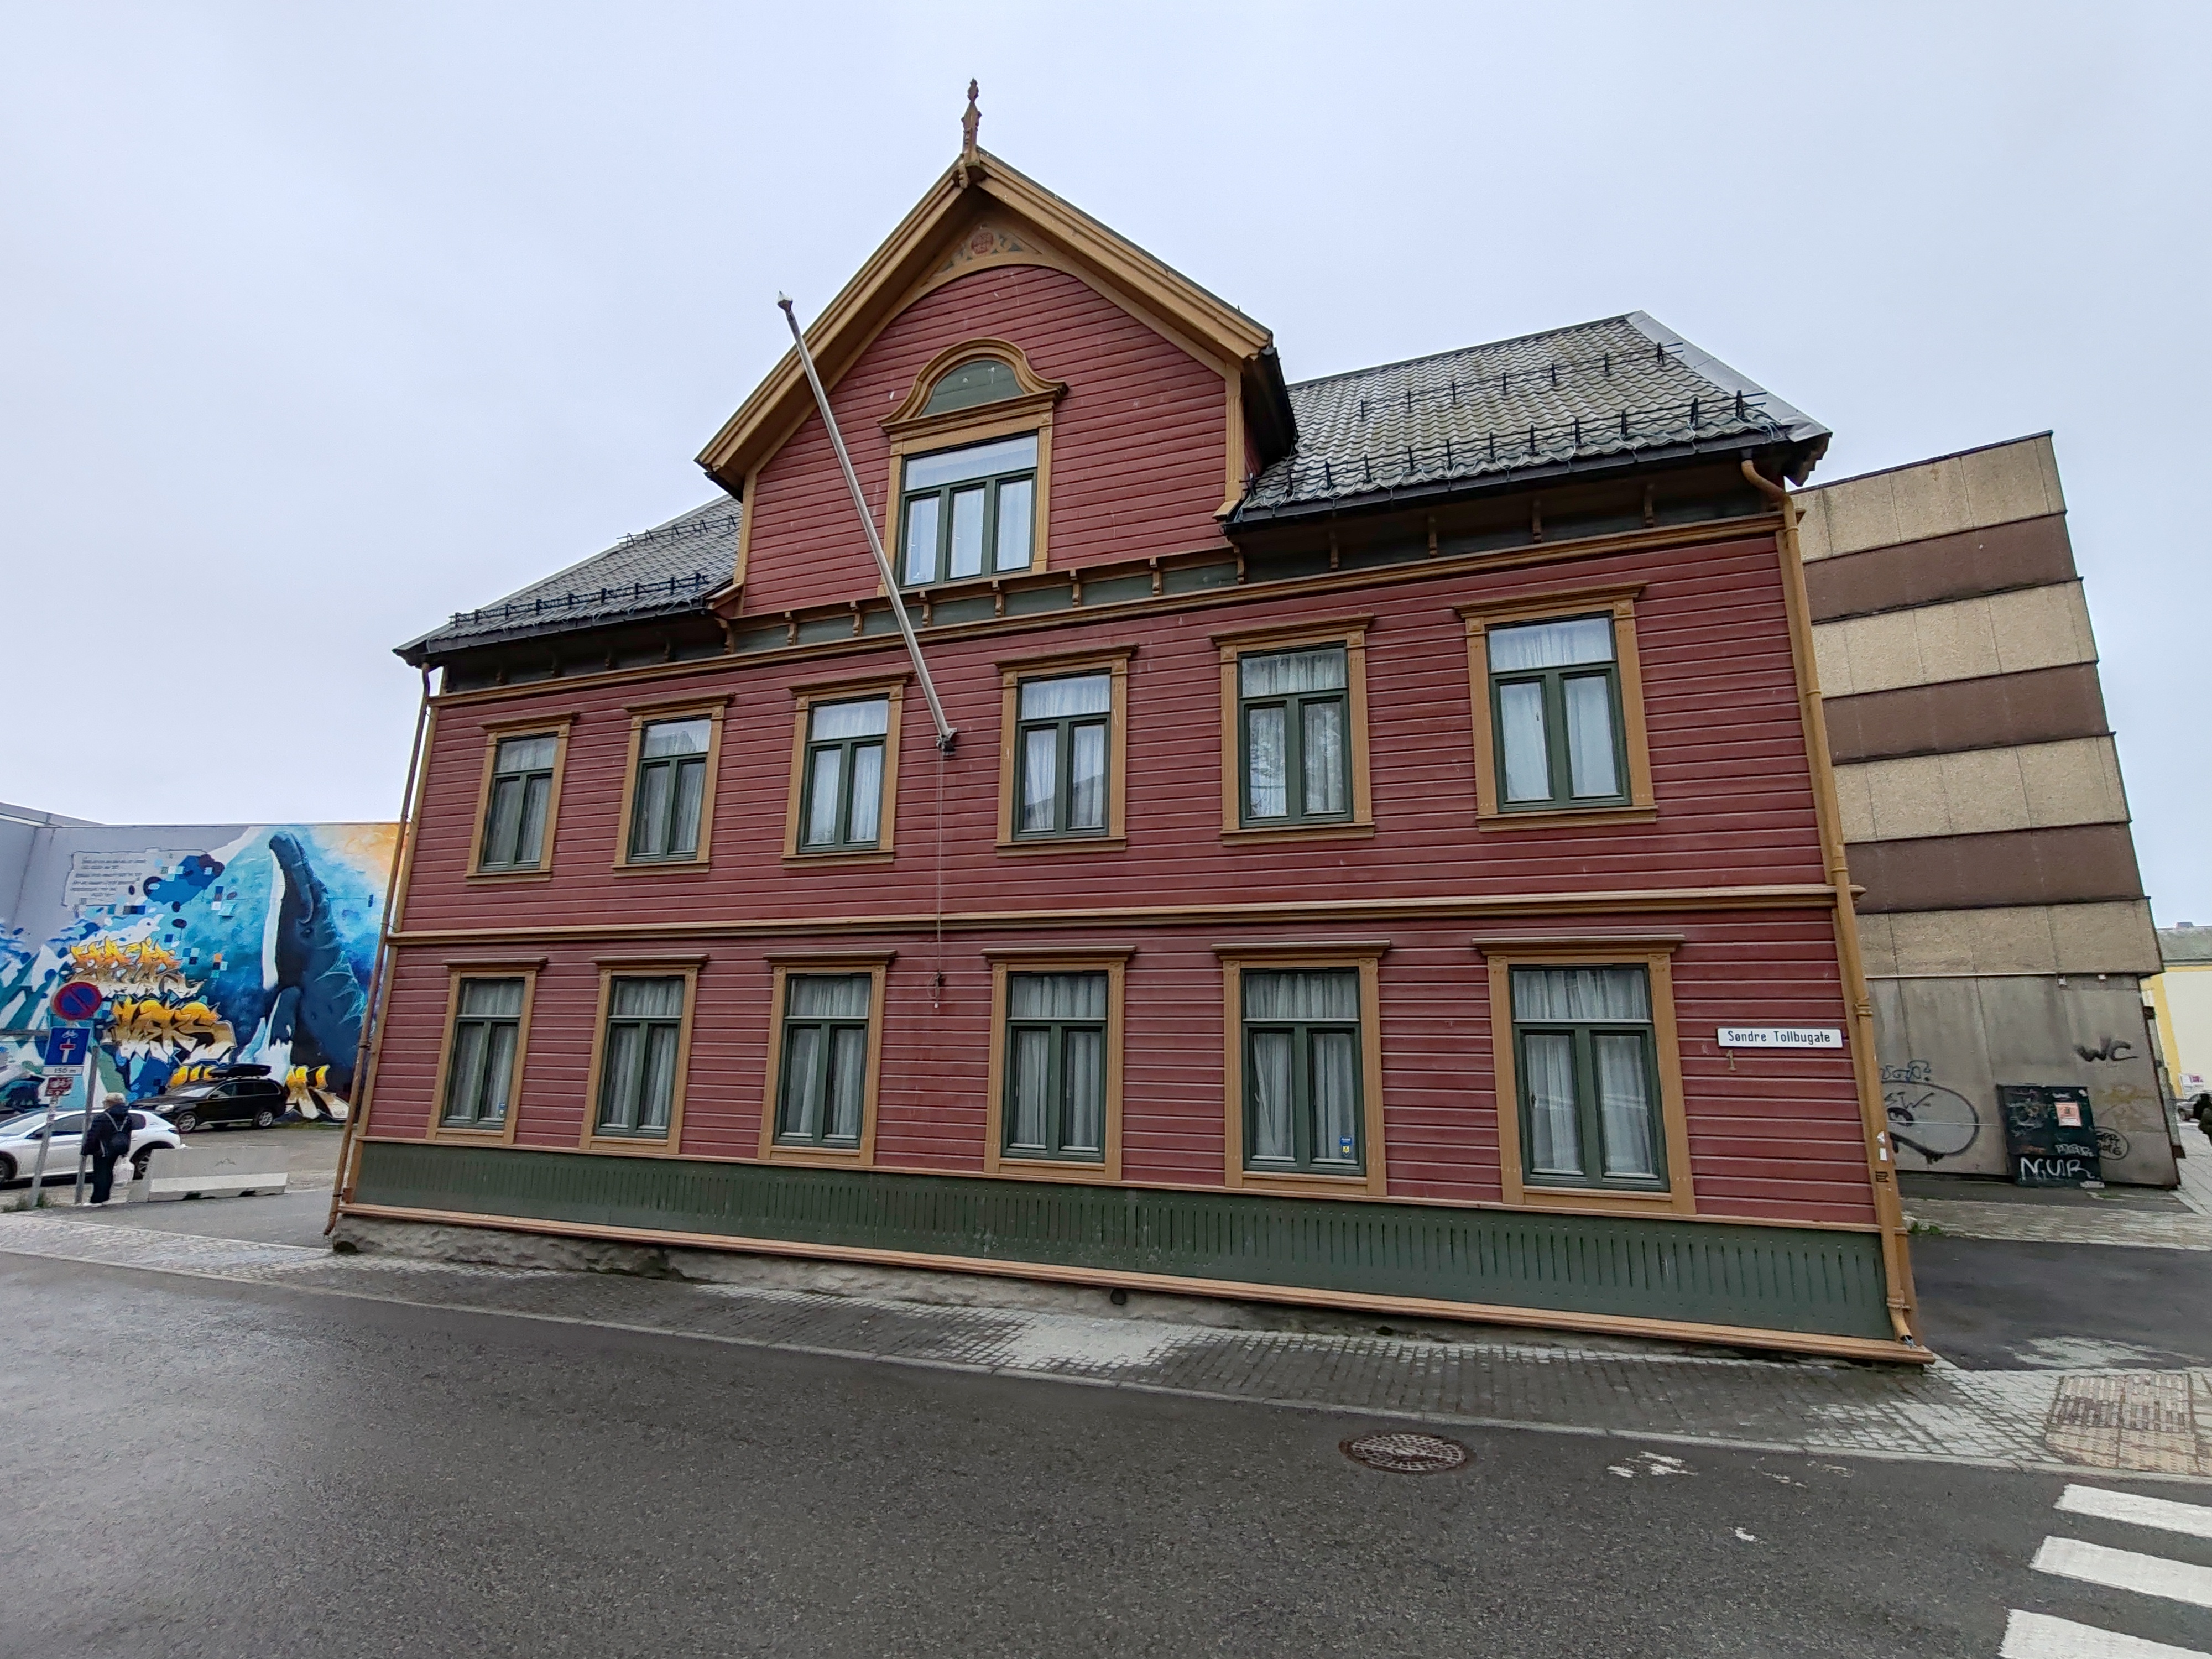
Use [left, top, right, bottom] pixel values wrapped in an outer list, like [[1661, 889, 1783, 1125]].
[[1340, 1432, 1468, 1473]]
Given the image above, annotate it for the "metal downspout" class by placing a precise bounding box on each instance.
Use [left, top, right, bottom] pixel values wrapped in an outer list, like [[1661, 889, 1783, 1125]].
[[326, 668, 434, 1236], [1742, 458, 1919, 1347]]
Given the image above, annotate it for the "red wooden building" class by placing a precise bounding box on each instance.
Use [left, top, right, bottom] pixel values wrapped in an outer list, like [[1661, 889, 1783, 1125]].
[[338, 115, 1922, 1360]]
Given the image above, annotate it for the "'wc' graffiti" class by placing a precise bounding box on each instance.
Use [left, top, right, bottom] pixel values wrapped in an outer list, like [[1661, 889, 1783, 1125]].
[[0, 825, 393, 1118]]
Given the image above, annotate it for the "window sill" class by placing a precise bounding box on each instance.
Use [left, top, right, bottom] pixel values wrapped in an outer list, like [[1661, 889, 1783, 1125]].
[[426, 1123, 515, 1145], [465, 868, 555, 884], [1220, 821, 1375, 846], [1478, 805, 1657, 833], [1511, 1181, 1694, 1218], [579, 1132, 678, 1156], [781, 850, 895, 869], [1235, 1167, 1379, 1198], [993, 834, 1128, 857], [611, 858, 712, 877], [993, 1156, 1114, 1182], [762, 1144, 868, 1168]]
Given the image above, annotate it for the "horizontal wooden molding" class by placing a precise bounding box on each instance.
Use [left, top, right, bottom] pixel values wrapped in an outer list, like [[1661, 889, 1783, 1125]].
[[1210, 613, 1374, 650], [440, 956, 550, 971], [1211, 938, 1393, 957], [1469, 933, 1686, 952], [623, 691, 733, 715], [387, 884, 1841, 950], [590, 952, 712, 967], [1455, 581, 1646, 622], [760, 948, 900, 966], [980, 943, 1138, 960]]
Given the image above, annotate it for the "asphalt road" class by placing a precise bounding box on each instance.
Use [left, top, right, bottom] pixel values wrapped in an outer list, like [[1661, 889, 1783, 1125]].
[[9, 1255, 2211, 1658], [1912, 1234, 2212, 1369]]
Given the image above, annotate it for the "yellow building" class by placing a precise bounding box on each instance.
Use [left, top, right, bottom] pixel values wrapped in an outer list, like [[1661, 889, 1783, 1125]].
[[2151, 924, 2212, 1105]]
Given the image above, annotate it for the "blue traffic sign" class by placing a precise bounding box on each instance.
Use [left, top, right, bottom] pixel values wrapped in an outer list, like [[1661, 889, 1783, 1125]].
[[40, 1026, 90, 1067]]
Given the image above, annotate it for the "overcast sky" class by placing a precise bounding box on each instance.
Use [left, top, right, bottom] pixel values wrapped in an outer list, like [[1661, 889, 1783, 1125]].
[[5, 3, 2206, 916]]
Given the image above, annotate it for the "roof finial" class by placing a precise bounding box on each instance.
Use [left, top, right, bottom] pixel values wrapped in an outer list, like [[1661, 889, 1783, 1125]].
[[961, 80, 980, 160]]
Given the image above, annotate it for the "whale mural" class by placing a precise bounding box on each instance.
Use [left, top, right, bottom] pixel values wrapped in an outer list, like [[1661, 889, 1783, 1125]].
[[0, 820, 395, 1119]]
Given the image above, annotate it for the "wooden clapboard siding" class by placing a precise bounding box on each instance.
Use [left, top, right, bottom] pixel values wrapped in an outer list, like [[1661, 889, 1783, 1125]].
[[367, 907, 1875, 1225], [740, 263, 1230, 615], [395, 529, 1828, 937]]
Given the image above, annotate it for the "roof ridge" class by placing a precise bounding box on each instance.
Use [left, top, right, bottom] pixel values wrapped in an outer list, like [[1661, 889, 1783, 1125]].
[[1284, 314, 1644, 392]]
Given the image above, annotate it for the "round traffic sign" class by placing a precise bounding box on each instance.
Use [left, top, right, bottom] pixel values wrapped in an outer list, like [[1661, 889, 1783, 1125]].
[[51, 980, 103, 1021]]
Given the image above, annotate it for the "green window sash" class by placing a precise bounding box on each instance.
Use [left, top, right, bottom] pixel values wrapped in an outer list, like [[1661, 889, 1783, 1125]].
[[799, 698, 890, 852], [899, 434, 1039, 586], [1014, 674, 1112, 838], [776, 974, 873, 1147], [1489, 616, 1627, 811], [1238, 646, 1350, 826], [596, 976, 685, 1138], [1003, 972, 1108, 1161], [628, 717, 712, 861], [442, 977, 524, 1127], [1240, 968, 1363, 1173]]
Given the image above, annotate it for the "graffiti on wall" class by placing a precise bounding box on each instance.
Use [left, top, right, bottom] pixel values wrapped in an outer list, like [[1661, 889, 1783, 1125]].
[[1881, 1059, 1983, 1165], [0, 825, 394, 1119]]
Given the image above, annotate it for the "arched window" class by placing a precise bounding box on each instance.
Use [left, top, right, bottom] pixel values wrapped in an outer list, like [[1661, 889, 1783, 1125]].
[[923, 357, 1020, 415]]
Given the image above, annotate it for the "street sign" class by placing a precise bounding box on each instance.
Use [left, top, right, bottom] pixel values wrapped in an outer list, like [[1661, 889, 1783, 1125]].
[[51, 980, 103, 1022], [41, 1072, 73, 1099], [1717, 1026, 1844, 1050], [40, 1026, 90, 1068]]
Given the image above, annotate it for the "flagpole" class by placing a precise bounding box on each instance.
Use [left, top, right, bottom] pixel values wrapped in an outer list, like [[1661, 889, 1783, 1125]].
[[776, 295, 957, 753]]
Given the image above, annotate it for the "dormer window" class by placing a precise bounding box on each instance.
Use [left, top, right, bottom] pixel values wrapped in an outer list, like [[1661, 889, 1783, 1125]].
[[899, 434, 1037, 586], [923, 357, 1020, 415]]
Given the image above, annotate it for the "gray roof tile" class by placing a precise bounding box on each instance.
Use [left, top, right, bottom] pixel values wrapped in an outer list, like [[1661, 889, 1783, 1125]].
[[399, 497, 738, 659], [1236, 311, 1826, 519], [400, 313, 1824, 658]]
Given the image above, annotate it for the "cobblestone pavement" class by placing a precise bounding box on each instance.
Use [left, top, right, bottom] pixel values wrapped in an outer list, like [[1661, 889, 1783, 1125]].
[[1903, 1121, 2212, 1249], [7, 1212, 2211, 1484]]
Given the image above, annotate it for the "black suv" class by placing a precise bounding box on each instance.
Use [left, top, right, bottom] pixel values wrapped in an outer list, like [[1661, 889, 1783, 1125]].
[[138, 1069, 289, 1133]]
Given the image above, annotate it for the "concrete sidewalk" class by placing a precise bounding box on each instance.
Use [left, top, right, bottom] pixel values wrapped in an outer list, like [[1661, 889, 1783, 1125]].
[[4, 1209, 2209, 1484], [1901, 1121, 2212, 1249]]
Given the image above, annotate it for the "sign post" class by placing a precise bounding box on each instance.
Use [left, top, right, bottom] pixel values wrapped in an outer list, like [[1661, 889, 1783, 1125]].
[[18, 983, 103, 1210]]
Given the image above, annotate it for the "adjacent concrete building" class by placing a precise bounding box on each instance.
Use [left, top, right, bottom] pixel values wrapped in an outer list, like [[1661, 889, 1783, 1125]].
[[1794, 436, 2179, 1185], [2151, 923, 2212, 1105]]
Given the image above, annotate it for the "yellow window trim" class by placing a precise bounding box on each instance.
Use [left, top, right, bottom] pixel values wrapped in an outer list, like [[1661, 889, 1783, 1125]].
[[759, 955, 892, 1168], [425, 961, 542, 1146], [1211, 617, 1374, 841], [1214, 942, 1388, 1198], [1458, 583, 1655, 829], [578, 958, 703, 1156], [465, 713, 575, 881], [782, 676, 909, 863], [611, 695, 731, 874], [993, 644, 1135, 853], [1478, 938, 1695, 1216]]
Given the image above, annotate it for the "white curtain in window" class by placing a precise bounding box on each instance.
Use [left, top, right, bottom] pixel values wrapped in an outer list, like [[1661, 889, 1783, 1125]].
[[1562, 674, 1619, 797], [1008, 973, 1107, 1020], [1008, 1029, 1051, 1149], [1020, 674, 1110, 719], [902, 496, 940, 584], [1498, 681, 1550, 802], [1244, 969, 1359, 1021], [1246, 706, 1287, 817], [601, 1025, 641, 1127], [1488, 617, 1613, 672], [825, 1026, 867, 1141], [1312, 1030, 1358, 1162], [994, 478, 1034, 571], [1250, 1030, 1295, 1161], [1301, 701, 1346, 815], [1594, 1033, 1657, 1178], [845, 745, 884, 843], [1510, 967, 1649, 1022], [446, 1023, 488, 1121], [789, 975, 871, 1019], [478, 1023, 517, 1123], [778, 1026, 820, 1136], [1062, 1029, 1104, 1153], [805, 750, 844, 845], [948, 486, 986, 578], [460, 979, 524, 1018], [811, 698, 889, 740], [634, 763, 672, 851], [1240, 646, 1346, 697], [669, 761, 705, 856], [1020, 729, 1057, 832], [497, 734, 558, 773], [612, 978, 685, 1020], [1069, 724, 1106, 830], [638, 1025, 678, 1131], [641, 718, 710, 757], [1524, 1031, 1582, 1175]]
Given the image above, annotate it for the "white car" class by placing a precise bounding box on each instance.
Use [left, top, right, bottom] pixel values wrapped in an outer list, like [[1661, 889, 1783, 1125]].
[[0, 1108, 182, 1188]]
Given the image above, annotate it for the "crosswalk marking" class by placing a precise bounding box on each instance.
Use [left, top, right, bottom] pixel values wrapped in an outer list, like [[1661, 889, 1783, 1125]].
[[2059, 1486, 2212, 1542], [2001, 1609, 2211, 1658], [2032, 1536, 2212, 1610]]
